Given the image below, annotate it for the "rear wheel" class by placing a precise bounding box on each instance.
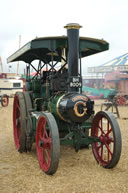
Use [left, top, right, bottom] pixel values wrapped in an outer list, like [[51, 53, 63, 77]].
[[13, 92, 27, 152], [1, 94, 9, 107], [36, 112, 60, 175], [91, 111, 122, 168], [23, 92, 33, 151]]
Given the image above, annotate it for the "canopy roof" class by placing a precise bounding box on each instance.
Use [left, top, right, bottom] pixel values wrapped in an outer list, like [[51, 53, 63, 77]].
[[88, 53, 128, 73], [7, 36, 109, 64]]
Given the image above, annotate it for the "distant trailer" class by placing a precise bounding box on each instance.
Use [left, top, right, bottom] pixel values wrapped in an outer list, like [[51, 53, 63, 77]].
[[0, 79, 23, 97]]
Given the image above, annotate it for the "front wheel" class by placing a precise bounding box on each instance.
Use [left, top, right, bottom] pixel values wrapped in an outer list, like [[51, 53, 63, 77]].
[[91, 111, 122, 168], [36, 112, 60, 175]]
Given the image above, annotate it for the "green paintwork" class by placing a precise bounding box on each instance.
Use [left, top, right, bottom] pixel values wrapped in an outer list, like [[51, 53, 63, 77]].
[[32, 79, 41, 93], [7, 27, 109, 153], [41, 84, 50, 99], [32, 116, 37, 132], [26, 81, 32, 91], [48, 94, 61, 117], [82, 86, 117, 98], [60, 132, 100, 147], [7, 36, 109, 64], [30, 91, 95, 149], [21, 74, 33, 80], [31, 108, 96, 148]]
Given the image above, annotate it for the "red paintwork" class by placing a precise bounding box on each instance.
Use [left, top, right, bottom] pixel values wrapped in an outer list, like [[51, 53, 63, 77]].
[[36, 115, 52, 172], [13, 96, 21, 150], [91, 115, 114, 167]]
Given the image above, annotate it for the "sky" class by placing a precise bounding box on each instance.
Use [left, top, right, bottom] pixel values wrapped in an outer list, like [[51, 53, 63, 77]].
[[0, 0, 128, 74]]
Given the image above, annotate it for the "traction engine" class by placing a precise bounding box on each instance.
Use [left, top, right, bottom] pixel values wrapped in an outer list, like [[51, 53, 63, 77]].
[[7, 23, 122, 175]]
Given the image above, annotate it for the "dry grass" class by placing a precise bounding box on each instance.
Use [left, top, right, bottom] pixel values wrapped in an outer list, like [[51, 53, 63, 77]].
[[0, 99, 128, 193]]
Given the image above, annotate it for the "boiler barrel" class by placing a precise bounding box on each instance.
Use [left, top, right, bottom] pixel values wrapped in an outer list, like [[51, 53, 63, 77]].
[[48, 93, 94, 123]]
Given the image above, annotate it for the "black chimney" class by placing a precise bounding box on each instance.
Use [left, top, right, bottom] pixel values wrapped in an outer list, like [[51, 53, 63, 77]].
[[64, 23, 82, 92]]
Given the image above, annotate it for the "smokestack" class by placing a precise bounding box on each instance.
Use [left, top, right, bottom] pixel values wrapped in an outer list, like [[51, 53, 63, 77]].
[[64, 23, 82, 92]]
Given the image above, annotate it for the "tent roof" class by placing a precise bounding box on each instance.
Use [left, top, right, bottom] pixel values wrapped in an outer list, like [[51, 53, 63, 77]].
[[101, 53, 128, 67], [88, 53, 128, 73]]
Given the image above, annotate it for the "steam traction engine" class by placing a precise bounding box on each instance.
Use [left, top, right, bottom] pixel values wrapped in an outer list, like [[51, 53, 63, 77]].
[[7, 24, 122, 175]]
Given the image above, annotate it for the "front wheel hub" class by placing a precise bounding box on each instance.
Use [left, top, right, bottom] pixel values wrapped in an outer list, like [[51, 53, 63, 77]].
[[100, 135, 113, 144]]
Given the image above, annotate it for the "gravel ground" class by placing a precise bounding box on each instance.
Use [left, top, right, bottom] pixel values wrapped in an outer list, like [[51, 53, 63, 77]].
[[0, 98, 128, 193]]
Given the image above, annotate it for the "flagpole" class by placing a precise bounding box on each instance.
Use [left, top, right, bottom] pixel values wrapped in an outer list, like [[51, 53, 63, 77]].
[[17, 35, 21, 75], [0, 56, 3, 73]]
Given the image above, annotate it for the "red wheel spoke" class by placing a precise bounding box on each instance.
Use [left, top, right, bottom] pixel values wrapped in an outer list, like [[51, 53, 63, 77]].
[[44, 148, 51, 166], [99, 118, 107, 135], [39, 148, 44, 162], [98, 143, 112, 162], [101, 145, 103, 159], [106, 128, 112, 136], [104, 143, 113, 156], [97, 143, 102, 150], [13, 93, 27, 152], [91, 111, 121, 168], [44, 128, 49, 138], [42, 119, 49, 138], [39, 144, 51, 169], [45, 137, 52, 144], [36, 116, 52, 172], [39, 128, 43, 139], [98, 118, 104, 133], [36, 113, 60, 174], [16, 102, 20, 111], [99, 126, 106, 135]]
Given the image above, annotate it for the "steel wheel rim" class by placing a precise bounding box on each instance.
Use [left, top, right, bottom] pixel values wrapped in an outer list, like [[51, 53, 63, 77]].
[[13, 96, 21, 150], [36, 116, 52, 172], [92, 114, 114, 167]]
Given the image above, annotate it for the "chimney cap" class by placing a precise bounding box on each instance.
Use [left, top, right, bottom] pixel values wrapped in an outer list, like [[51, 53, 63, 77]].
[[64, 23, 82, 29]]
